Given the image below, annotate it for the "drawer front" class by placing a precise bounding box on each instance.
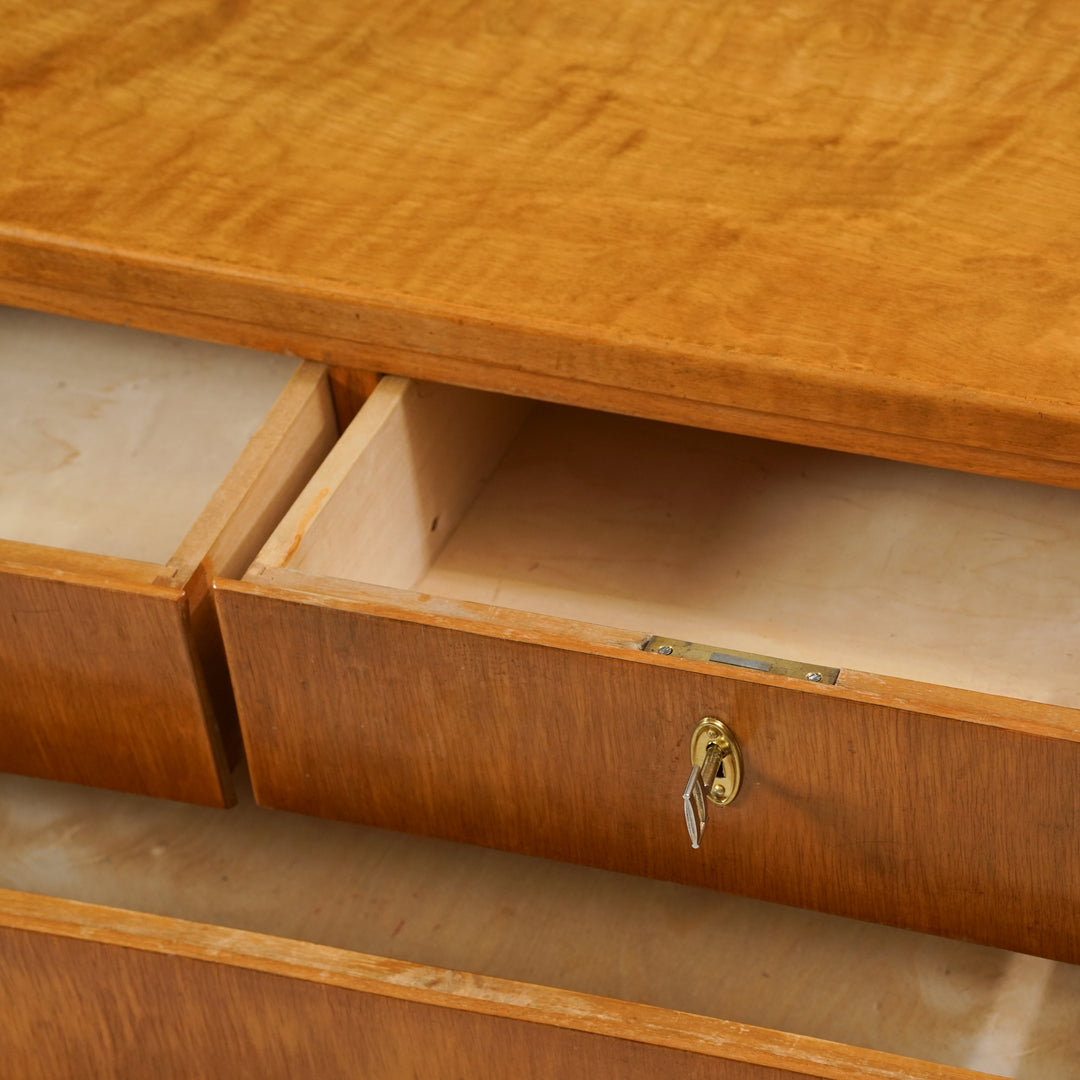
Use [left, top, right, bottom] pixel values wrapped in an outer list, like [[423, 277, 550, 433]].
[[0, 921, 780, 1080], [3, 767, 1061, 1079], [0, 560, 229, 805], [218, 584, 1080, 964], [0, 887, 987, 1080]]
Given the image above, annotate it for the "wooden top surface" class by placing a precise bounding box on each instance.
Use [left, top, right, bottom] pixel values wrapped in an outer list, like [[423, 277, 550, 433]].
[[2, 1, 1079, 479]]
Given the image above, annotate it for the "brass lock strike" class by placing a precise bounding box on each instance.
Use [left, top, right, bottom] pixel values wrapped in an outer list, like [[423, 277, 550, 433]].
[[682, 717, 742, 849]]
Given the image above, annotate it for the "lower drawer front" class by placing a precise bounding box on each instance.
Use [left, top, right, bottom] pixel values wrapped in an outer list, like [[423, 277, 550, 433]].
[[3, 771, 1072, 1079], [218, 375, 1080, 960], [0, 920, 808, 1080]]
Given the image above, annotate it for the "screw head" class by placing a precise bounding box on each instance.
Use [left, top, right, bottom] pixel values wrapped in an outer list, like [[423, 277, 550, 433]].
[[806, 671, 823, 682], [657, 645, 674, 655]]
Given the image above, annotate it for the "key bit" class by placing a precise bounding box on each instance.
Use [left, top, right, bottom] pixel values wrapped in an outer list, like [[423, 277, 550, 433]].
[[683, 742, 722, 849]]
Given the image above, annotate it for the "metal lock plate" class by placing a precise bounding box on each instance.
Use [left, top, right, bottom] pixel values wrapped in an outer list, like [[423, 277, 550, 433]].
[[645, 635, 838, 684]]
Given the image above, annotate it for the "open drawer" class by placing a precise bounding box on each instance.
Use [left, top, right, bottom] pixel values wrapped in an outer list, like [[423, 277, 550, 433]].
[[2, 770, 1076, 1078], [217, 377, 1080, 959], [0, 307, 338, 805]]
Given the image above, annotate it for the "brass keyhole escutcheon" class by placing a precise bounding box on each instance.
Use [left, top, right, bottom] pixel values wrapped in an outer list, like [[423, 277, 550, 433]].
[[682, 717, 742, 849], [690, 717, 742, 806]]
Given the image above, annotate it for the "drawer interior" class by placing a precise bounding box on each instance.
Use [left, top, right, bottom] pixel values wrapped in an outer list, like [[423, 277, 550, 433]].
[[2, 768, 1075, 1078], [257, 377, 1080, 710], [0, 306, 301, 565]]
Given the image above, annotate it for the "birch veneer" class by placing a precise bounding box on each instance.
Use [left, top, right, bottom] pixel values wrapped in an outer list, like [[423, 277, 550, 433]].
[[217, 376, 1080, 963]]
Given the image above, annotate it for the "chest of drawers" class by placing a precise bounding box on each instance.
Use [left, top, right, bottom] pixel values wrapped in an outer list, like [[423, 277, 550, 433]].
[[2, 0, 1079, 1073]]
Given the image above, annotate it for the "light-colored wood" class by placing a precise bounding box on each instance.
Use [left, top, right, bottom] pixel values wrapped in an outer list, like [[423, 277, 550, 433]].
[[258, 377, 531, 588], [2, 1, 1080, 481], [4, 770, 1065, 1077], [415, 405, 1080, 710], [217, 574, 1080, 963], [254, 385, 1080, 712], [0, 305, 299, 565], [165, 358, 337, 584], [0, 312, 338, 802], [0, 539, 162, 586]]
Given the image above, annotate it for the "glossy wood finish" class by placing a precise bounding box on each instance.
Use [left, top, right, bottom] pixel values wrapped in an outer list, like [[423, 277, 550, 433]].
[[217, 576, 1080, 964], [2, 1, 1080, 483]]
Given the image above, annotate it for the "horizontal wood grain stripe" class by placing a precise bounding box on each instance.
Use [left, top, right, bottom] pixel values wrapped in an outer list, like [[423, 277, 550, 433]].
[[6, 271, 1080, 490], [2, 234, 1080, 486]]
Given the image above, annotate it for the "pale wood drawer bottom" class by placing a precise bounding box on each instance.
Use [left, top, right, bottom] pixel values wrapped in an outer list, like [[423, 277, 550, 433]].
[[1, 771, 1075, 1079]]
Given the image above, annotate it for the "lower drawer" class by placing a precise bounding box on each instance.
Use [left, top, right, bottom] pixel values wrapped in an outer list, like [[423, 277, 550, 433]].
[[1, 772, 1074, 1079], [0, 307, 338, 804], [217, 376, 1080, 960]]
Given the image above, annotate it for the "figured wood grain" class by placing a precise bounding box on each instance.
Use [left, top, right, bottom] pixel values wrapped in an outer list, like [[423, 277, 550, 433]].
[[0, 889, 1000, 1080], [2, 1, 1080, 480], [217, 578, 1080, 963]]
